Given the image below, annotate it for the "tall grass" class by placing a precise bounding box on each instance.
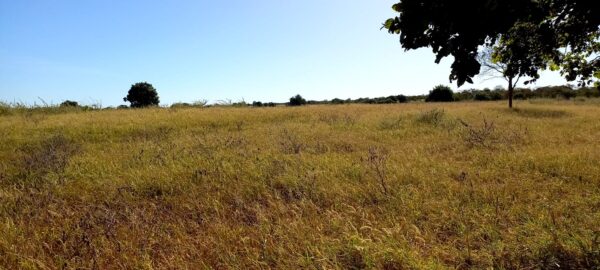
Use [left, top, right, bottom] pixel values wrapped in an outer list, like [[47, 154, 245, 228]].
[[0, 100, 599, 269]]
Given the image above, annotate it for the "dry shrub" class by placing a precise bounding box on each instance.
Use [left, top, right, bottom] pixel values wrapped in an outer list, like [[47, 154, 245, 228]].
[[379, 116, 403, 130], [279, 128, 303, 154], [318, 112, 357, 127], [416, 108, 445, 126], [126, 126, 173, 142], [459, 118, 528, 149], [17, 134, 80, 186], [337, 247, 367, 270], [364, 146, 390, 195]]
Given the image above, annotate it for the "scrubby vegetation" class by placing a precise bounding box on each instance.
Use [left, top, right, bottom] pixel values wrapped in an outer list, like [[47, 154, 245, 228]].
[[288, 94, 307, 106], [1, 100, 599, 269], [426, 85, 455, 102]]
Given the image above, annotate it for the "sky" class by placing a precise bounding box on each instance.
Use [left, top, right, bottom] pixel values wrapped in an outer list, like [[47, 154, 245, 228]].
[[0, 0, 569, 106]]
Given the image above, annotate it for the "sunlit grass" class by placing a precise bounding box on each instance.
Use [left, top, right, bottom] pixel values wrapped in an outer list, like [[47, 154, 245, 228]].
[[1, 100, 599, 269]]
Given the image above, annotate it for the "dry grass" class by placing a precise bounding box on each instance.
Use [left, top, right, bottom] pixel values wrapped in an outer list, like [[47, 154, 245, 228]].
[[1, 100, 599, 269]]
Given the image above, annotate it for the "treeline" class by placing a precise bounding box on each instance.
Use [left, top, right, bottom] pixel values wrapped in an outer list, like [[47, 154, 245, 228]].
[[293, 85, 599, 106], [306, 95, 408, 105], [2, 85, 598, 115], [453, 85, 600, 102]]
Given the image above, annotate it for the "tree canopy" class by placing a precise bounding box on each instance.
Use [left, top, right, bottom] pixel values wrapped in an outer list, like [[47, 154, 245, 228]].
[[289, 94, 307, 106], [384, 0, 599, 87], [426, 85, 454, 102], [123, 82, 160, 108]]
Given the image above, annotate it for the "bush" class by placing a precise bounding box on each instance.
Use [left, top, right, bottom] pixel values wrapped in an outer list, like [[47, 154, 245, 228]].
[[288, 94, 307, 106], [123, 82, 160, 108], [252, 101, 263, 107], [170, 102, 191, 108], [331, 98, 345, 104], [388, 95, 408, 103], [426, 85, 454, 102], [416, 108, 446, 126], [60, 100, 79, 107]]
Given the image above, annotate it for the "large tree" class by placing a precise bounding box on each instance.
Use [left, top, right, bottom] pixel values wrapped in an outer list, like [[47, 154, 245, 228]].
[[384, 0, 599, 107], [123, 82, 160, 108]]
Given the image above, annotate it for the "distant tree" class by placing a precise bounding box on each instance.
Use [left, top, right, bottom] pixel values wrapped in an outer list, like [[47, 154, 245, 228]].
[[426, 85, 454, 102], [252, 101, 263, 107], [170, 102, 192, 108], [123, 82, 160, 108], [389, 95, 408, 103], [477, 47, 524, 108], [383, 1, 599, 88], [331, 98, 345, 104], [60, 100, 79, 107], [117, 105, 129, 109], [288, 94, 307, 106]]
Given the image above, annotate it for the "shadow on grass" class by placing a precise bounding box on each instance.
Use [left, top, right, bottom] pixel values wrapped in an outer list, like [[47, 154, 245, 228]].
[[501, 108, 571, 119]]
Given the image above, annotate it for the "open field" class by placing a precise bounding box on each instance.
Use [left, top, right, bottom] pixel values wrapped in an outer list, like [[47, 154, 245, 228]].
[[1, 100, 599, 269]]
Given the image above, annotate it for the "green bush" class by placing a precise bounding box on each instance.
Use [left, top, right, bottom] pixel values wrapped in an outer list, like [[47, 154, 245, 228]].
[[60, 100, 79, 107], [426, 85, 454, 102]]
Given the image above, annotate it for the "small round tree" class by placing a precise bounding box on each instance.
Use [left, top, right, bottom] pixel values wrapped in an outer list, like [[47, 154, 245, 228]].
[[288, 94, 307, 106], [426, 85, 454, 102], [60, 100, 79, 107], [123, 82, 160, 108]]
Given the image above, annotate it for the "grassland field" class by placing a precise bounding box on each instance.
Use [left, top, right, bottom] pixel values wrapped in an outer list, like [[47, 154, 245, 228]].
[[0, 99, 599, 269]]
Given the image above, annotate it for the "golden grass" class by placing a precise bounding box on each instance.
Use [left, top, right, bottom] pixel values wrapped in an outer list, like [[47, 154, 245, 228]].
[[1, 100, 599, 269]]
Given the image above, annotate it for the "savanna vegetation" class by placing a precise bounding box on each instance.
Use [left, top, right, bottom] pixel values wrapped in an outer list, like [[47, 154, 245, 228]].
[[1, 99, 599, 269], [1, 1, 599, 269]]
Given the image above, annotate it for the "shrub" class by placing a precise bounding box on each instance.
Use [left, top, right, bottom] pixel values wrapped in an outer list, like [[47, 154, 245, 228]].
[[123, 82, 160, 108], [288, 94, 307, 106], [388, 95, 408, 103], [426, 85, 454, 102], [252, 101, 263, 107], [192, 99, 208, 107], [0, 101, 11, 116], [331, 98, 345, 104], [416, 108, 446, 126], [17, 135, 80, 187], [474, 92, 491, 101], [60, 100, 79, 107], [170, 102, 191, 108]]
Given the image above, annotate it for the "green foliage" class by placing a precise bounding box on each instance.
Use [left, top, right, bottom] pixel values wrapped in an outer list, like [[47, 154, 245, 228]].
[[60, 100, 79, 107], [384, 1, 600, 87], [426, 85, 454, 102], [289, 94, 307, 106], [123, 82, 160, 108]]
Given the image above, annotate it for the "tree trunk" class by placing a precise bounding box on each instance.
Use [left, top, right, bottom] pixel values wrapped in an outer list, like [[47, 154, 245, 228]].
[[508, 77, 514, 109]]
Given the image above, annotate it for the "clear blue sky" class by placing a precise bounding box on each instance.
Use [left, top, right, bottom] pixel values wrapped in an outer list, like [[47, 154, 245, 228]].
[[0, 0, 568, 106]]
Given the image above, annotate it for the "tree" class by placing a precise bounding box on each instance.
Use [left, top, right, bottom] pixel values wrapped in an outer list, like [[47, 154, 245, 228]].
[[426, 85, 454, 102], [288, 94, 307, 106], [123, 82, 160, 108], [477, 47, 523, 108], [60, 100, 79, 107], [383, 1, 599, 93]]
